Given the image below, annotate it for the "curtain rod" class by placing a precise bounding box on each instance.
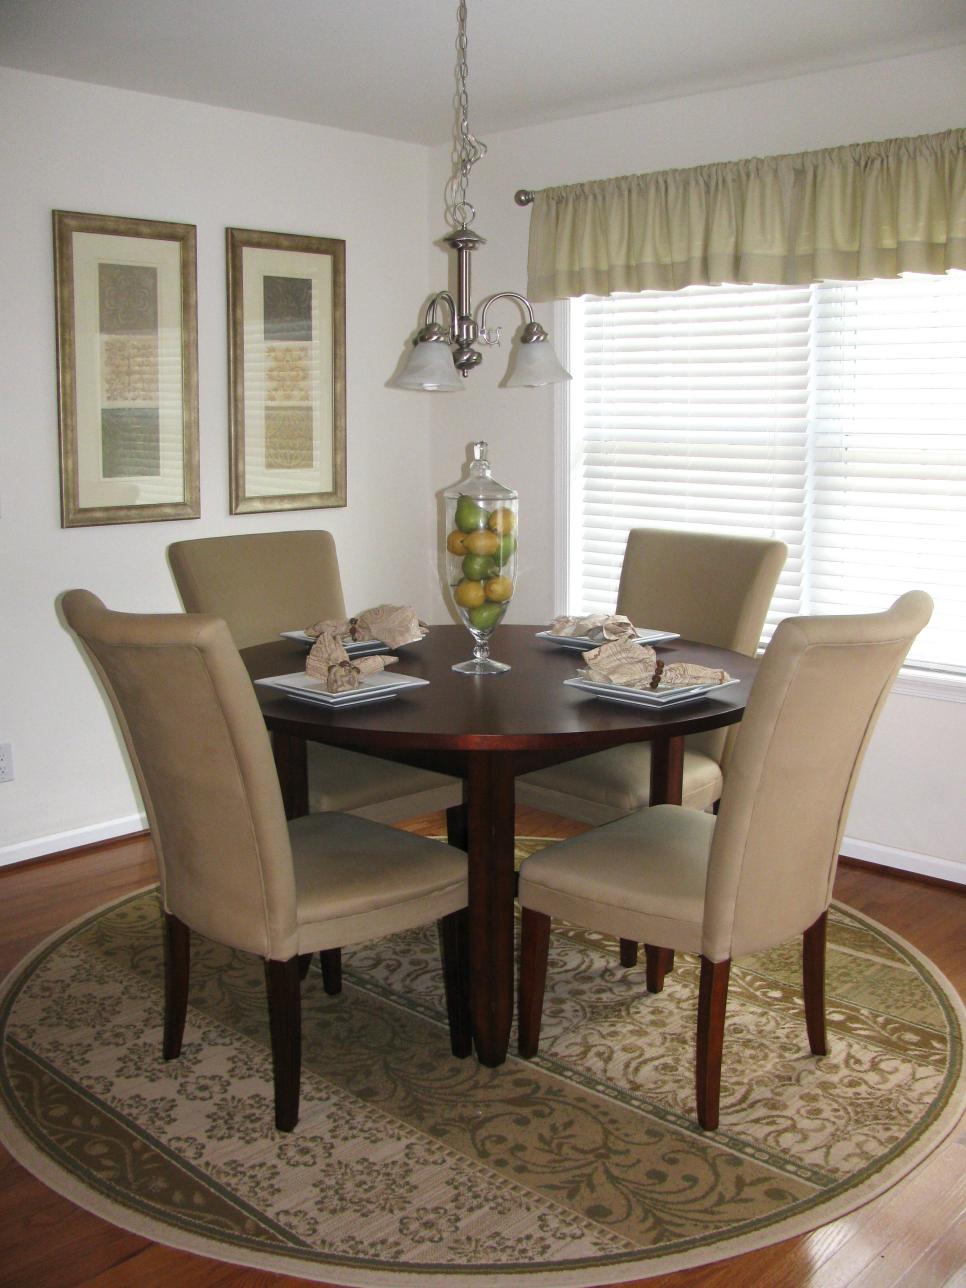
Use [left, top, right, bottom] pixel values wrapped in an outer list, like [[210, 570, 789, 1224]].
[[514, 190, 534, 206]]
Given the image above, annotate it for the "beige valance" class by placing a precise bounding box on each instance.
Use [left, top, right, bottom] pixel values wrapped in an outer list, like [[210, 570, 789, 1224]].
[[526, 129, 966, 301]]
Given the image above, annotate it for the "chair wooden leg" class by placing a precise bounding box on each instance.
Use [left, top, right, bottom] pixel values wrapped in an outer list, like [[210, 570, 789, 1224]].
[[319, 948, 342, 996], [446, 801, 468, 851], [619, 938, 638, 967], [297, 953, 313, 981], [644, 944, 674, 993], [518, 908, 552, 1058], [696, 956, 730, 1131], [438, 909, 472, 1058], [163, 913, 190, 1060], [803, 910, 829, 1056], [264, 957, 302, 1132]]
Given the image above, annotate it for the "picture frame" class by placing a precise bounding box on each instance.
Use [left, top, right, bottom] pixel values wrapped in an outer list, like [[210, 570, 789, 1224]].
[[227, 227, 346, 514], [53, 210, 200, 527]]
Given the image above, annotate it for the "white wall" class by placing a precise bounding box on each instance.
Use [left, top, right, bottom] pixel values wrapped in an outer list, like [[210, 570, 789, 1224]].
[[0, 67, 436, 862], [425, 45, 966, 882], [2, 48, 964, 881]]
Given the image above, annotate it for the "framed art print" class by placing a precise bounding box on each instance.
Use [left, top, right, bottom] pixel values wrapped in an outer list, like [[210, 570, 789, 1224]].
[[53, 210, 199, 527], [227, 227, 346, 514]]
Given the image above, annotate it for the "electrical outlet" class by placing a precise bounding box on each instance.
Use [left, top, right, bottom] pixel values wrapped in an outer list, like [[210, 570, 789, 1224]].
[[0, 743, 13, 784]]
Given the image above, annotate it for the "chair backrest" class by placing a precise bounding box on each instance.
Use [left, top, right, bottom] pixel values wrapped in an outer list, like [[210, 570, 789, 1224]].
[[168, 530, 346, 651], [617, 526, 787, 765], [703, 591, 933, 962], [62, 590, 299, 960], [617, 526, 787, 654]]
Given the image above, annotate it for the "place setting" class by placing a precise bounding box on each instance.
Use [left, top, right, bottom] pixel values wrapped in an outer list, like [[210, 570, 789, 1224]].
[[535, 610, 680, 650], [259, 603, 430, 708], [551, 618, 738, 708]]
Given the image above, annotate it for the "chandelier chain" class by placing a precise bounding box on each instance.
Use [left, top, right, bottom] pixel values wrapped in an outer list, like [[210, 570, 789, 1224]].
[[446, 0, 487, 229]]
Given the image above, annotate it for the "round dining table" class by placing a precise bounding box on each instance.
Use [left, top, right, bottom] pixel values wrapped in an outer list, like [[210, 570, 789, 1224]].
[[253, 624, 758, 1068]]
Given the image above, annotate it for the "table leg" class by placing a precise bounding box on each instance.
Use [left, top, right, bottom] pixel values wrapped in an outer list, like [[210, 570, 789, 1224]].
[[272, 732, 308, 820], [649, 733, 685, 805], [465, 752, 516, 1067]]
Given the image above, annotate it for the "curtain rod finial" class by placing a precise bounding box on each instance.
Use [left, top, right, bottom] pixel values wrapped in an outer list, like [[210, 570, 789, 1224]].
[[515, 189, 534, 207]]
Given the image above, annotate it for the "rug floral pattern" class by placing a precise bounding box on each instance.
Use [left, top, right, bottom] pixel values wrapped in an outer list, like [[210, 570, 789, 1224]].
[[0, 839, 962, 1285]]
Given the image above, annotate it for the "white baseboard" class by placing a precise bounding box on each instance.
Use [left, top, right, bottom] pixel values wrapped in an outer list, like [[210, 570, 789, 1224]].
[[841, 834, 966, 886], [0, 813, 148, 870]]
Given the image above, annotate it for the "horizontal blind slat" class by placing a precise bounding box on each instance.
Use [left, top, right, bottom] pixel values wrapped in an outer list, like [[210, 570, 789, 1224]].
[[570, 275, 966, 668]]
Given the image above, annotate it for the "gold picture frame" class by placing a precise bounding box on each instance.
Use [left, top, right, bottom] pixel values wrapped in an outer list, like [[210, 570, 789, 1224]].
[[227, 227, 346, 514], [53, 210, 200, 527]]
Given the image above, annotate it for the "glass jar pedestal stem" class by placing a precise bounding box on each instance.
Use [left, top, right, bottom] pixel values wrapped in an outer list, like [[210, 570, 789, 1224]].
[[452, 629, 510, 675]]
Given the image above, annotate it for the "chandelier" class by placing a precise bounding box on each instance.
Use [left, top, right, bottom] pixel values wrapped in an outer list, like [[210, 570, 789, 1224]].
[[396, 0, 570, 392]]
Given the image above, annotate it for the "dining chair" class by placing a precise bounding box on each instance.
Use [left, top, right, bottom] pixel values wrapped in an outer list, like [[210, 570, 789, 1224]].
[[168, 531, 461, 821], [517, 591, 932, 1130], [62, 590, 471, 1132], [517, 526, 788, 824]]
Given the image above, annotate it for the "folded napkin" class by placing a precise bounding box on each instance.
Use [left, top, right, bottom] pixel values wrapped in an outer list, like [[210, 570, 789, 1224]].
[[305, 604, 428, 649], [580, 639, 731, 690], [305, 632, 399, 693], [548, 612, 638, 643]]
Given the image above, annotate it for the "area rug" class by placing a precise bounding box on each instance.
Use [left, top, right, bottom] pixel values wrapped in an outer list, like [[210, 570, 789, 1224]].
[[0, 838, 963, 1287]]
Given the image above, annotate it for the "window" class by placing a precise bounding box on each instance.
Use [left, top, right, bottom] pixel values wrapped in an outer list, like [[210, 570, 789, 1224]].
[[566, 274, 966, 674]]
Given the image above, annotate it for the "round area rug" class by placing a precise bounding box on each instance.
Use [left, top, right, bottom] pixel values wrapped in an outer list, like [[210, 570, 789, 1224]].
[[1, 838, 963, 1287]]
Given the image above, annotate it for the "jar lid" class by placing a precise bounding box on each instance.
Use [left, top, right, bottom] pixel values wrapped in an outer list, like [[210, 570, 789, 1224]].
[[444, 441, 517, 502]]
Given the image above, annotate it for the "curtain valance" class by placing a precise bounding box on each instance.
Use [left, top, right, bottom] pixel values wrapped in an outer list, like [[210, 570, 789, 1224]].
[[526, 129, 966, 301]]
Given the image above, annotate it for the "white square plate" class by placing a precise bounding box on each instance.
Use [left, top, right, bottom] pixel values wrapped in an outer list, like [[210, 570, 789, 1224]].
[[563, 675, 739, 708], [536, 628, 679, 651], [256, 670, 429, 708]]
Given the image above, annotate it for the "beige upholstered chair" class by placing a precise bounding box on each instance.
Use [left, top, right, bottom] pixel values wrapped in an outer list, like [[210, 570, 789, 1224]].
[[168, 531, 460, 821], [517, 592, 932, 1130], [62, 590, 470, 1131], [517, 526, 787, 823]]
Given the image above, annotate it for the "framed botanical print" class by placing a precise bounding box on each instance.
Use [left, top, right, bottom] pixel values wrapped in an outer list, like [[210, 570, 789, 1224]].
[[53, 210, 200, 527], [227, 227, 346, 514]]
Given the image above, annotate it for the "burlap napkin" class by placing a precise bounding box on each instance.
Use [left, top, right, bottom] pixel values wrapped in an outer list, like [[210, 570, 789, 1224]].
[[305, 604, 428, 649], [305, 632, 399, 693], [580, 639, 731, 690], [548, 612, 638, 643]]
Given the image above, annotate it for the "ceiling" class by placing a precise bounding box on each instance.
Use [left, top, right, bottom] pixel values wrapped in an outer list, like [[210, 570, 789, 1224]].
[[2, 0, 965, 146]]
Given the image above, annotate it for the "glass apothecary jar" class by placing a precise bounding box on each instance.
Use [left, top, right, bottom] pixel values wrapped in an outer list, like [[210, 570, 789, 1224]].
[[443, 442, 518, 674]]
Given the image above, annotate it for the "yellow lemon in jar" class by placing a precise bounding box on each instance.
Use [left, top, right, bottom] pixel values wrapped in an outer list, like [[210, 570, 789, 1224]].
[[446, 529, 469, 556], [463, 528, 499, 557], [484, 575, 513, 602], [454, 579, 486, 609], [488, 507, 516, 535]]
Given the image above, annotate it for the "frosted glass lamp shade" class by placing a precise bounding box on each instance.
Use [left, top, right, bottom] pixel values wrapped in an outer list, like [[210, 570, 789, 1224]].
[[504, 339, 572, 387], [397, 340, 464, 391]]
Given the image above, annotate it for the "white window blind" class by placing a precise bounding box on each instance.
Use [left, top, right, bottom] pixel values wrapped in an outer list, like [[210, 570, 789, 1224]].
[[569, 274, 966, 672]]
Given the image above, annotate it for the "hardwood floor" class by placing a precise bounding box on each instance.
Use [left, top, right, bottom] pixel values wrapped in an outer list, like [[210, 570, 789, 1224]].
[[0, 809, 963, 1288]]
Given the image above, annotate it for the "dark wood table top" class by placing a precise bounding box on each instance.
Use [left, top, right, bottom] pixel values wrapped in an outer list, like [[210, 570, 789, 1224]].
[[254, 624, 757, 755]]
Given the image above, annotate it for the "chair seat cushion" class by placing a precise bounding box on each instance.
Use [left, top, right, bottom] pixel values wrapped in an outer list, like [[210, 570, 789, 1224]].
[[518, 743, 722, 816], [306, 742, 459, 816], [289, 813, 467, 952], [518, 805, 715, 954]]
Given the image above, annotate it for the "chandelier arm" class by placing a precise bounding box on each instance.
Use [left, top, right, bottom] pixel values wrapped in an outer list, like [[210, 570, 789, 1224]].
[[424, 291, 457, 334], [476, 291, 537, 336]]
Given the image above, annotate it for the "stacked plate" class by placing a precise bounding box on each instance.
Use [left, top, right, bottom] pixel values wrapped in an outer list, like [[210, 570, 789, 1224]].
[[280, 630, 392, 657], [563, 675, 739, 709], [256, 671, 429, 709], [535, 627, 679, 650]]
